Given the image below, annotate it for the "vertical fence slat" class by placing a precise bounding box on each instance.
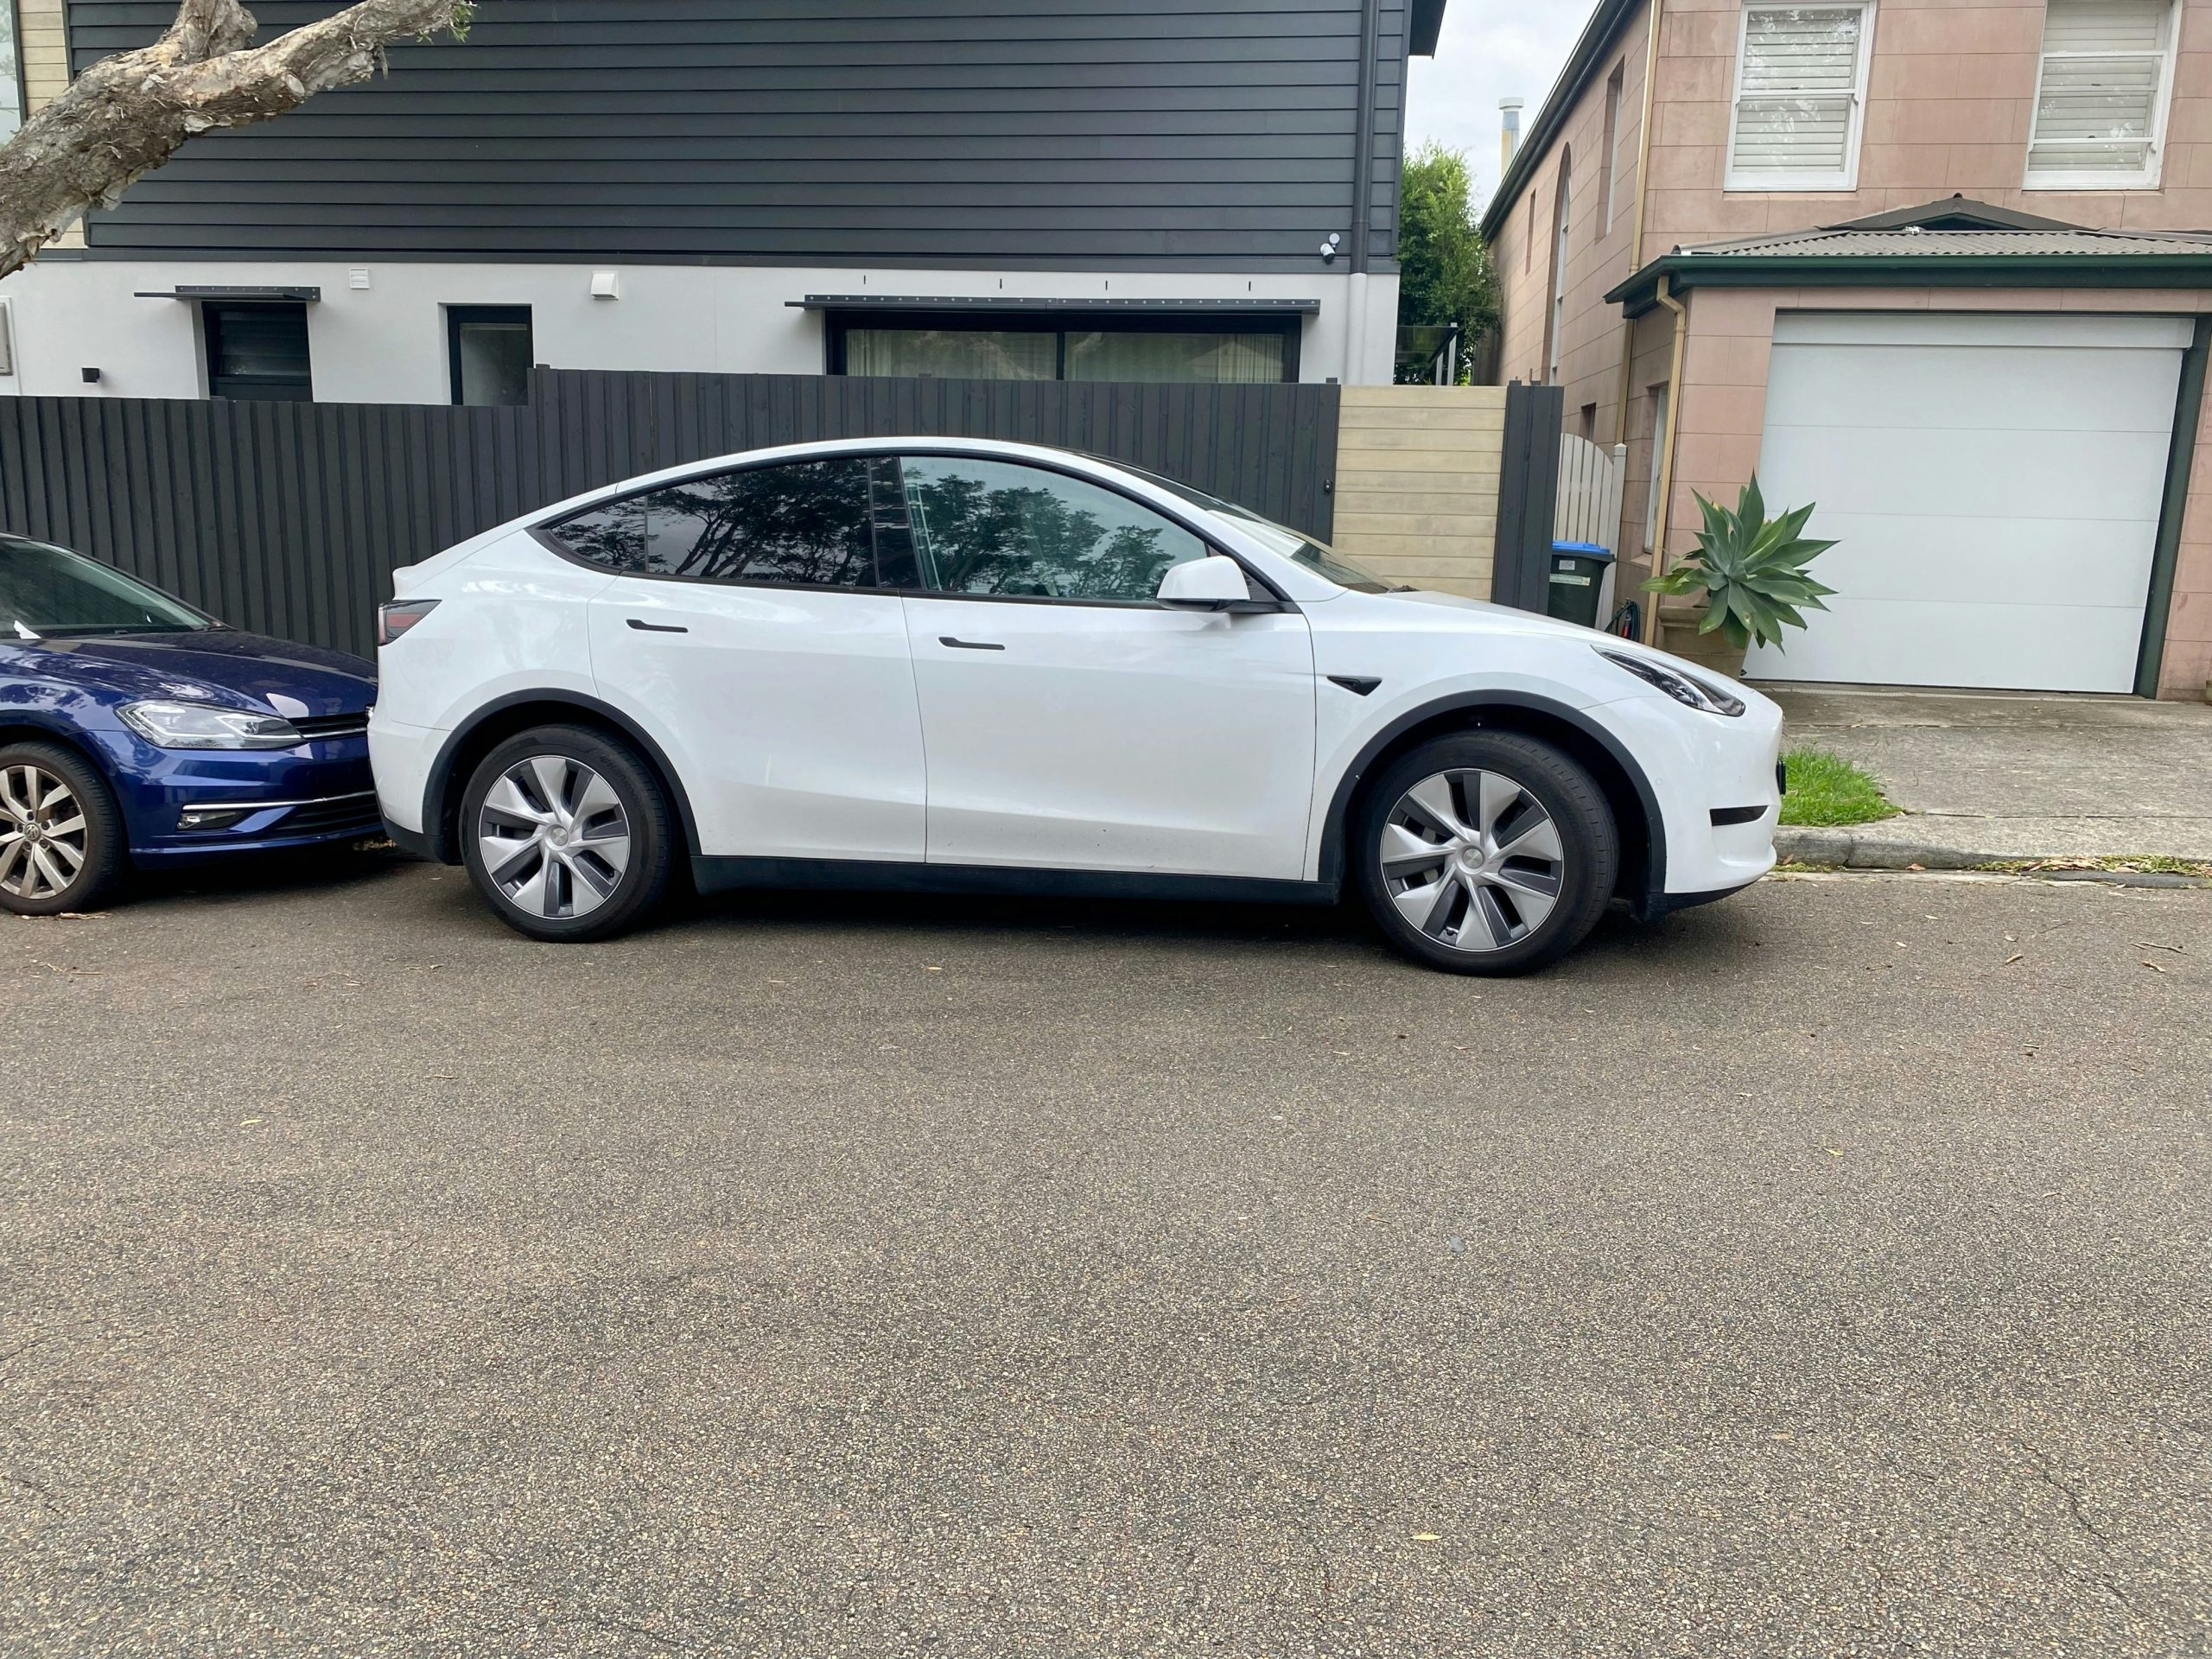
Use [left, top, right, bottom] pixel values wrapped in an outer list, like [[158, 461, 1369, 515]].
[[0, 371, 1342, 654]]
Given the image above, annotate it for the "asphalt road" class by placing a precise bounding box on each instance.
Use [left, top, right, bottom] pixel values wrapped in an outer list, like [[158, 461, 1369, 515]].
[[3, 857, 2209, 1658]]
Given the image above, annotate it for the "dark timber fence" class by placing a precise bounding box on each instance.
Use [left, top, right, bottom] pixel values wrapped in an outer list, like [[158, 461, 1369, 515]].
[[0, 369, 1341, 658]]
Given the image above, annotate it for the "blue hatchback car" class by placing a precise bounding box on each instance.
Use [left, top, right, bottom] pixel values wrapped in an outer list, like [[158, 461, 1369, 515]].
[[0, 533, 378, 914]]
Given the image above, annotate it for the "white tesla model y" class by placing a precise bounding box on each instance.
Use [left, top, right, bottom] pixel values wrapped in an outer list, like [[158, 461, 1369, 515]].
[[370, 439, 1781, 973]]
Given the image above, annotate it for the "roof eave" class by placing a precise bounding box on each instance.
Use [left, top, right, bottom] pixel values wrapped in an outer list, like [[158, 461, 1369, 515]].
[[1478, 0, 1644, 243], [1605, 251, 2212, 317]]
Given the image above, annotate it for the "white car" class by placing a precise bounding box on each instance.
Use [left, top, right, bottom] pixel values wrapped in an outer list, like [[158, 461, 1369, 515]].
[[369, 438, 1781, 973]]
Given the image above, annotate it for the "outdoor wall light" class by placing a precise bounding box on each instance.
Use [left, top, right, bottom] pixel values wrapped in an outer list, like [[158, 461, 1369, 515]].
[[1319, 232, 1343, 264]]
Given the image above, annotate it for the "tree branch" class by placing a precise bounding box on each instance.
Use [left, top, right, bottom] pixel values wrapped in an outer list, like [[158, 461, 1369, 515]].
[[0, 0, 472, 279]]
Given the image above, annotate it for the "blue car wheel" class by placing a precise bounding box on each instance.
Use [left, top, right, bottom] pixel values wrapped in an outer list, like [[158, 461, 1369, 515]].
[[0, 741, 127, 915]]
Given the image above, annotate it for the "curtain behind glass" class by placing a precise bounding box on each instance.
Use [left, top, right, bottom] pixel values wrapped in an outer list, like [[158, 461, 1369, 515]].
[[1064, 331, 1284, 384], [845, 329, 1056, 379]]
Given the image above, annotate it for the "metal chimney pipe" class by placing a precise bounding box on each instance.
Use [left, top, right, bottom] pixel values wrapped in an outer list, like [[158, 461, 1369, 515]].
[[1499, 98, 1524, 175]]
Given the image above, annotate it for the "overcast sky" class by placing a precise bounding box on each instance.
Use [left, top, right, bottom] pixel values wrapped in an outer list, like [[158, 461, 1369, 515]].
[[1405, 0, 1591, 207]]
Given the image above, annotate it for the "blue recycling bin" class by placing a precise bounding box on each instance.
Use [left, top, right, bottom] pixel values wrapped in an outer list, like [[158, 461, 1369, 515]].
[[1546, 540, 1617, 628]]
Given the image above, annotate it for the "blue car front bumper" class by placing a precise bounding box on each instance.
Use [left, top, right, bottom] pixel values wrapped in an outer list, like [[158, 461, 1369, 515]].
[[88, 728, 382, 862]]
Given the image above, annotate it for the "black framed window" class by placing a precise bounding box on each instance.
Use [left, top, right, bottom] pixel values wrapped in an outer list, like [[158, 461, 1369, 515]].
[[900, 454, 1209, 602], [830, 309, 1298, 385], [547, 456, 917, 590], [448, 305, 533, 407], [203, 302, 312, 403]]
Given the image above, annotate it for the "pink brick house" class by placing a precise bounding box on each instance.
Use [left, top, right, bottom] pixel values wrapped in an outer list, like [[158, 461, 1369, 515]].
[[1483, 0, 2212, 698]]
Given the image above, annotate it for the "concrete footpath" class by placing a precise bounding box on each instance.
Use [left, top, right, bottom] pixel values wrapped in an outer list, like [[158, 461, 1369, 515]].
[[1768, 685, 2212, 868]]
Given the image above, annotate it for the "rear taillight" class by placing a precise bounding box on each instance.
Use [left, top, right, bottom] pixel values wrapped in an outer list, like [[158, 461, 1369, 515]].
[[378, 597, 440, 647]]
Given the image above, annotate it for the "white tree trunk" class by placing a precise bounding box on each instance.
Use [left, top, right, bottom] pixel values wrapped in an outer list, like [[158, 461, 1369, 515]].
[[0, 0, 470, 278]]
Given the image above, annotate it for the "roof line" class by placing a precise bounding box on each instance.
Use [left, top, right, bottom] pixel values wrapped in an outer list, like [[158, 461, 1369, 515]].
[[1605, 248, 2212, 315], [1478, 0, 1641, 241]]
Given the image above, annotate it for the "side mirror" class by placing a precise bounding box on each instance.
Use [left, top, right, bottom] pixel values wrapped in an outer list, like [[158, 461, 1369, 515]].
[[1155, 555, 1251, 609]]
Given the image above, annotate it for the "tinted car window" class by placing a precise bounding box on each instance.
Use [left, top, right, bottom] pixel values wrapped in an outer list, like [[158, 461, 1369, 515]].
[[550, 457, 913, 588], [0, 536, 211, 634], [901, 455, 1208, 602]]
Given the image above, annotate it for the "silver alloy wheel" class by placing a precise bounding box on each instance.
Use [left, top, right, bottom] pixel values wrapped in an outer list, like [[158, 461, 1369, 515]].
[[1378, 767, 1566, 952], [0, 763, 90, 902], [476, 753, 633, 920]]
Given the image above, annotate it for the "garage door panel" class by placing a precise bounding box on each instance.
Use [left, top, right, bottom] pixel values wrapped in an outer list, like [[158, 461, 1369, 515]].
[[1766, 342, 2183, 435], [1738, 313, 2179, 693], [1772, 510, 2157, 608], [1751, 595, 2147, 693], [1758, 423, 2171, 520]]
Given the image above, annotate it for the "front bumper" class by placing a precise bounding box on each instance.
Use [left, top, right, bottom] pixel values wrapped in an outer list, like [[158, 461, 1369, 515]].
[[90, 728, 382, 861], [1594, 690, 1785, 906]]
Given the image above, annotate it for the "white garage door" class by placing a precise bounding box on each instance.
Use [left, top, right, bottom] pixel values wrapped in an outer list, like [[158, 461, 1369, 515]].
[[1742, 312, 2188, 693]]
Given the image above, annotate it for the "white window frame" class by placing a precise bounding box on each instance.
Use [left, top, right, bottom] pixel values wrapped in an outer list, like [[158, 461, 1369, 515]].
[[0, 0, 26, 144], [1723, 1, 1877, 193], [2023, 0, 2181, 191]]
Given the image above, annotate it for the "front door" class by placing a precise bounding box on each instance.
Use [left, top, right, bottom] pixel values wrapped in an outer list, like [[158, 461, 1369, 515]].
[[894, 453, 1317, 880], [571, 454, 929, 861]]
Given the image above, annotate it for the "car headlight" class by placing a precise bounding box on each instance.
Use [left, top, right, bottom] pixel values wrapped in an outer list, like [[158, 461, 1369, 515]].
[[118, 699, 304, 750], [1594, 647, 1745, 717]]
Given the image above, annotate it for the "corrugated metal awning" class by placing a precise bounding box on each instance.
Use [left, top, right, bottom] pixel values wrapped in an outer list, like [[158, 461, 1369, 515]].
[[135, 286, 322, 302], [789, 295, 1319, 316]]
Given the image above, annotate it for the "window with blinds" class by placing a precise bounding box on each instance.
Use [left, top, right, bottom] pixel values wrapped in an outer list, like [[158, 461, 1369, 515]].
[[1726, 4, 1873, 190], [2026, 0, 2178, 187]]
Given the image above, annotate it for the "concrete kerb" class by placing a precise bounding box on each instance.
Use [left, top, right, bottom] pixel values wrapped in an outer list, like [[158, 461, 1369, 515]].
[[1773, 829, 2212, 887]]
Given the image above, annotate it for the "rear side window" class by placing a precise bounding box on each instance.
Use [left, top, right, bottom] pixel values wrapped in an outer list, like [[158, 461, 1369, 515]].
[[547, 456, 916, 588]]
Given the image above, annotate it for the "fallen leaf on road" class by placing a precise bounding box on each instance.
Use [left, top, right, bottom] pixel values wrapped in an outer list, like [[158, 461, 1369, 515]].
[[2142, 961, 2167, 973], [238, 1117, 263, 1127], [925, 966, 943, 973], [2003, 954, 2024, 965], [2139, 941, 2185, 954], [1411, 1532, 1441, 1542]]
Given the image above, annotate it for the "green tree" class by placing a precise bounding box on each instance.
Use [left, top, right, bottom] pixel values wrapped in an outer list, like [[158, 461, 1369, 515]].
[[1395, 143, 1497, 384]]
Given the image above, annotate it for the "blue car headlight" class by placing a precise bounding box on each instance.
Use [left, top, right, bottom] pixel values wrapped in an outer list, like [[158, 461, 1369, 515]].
[[118, 698, 304, 750], [1593, 647, 1746, 717]]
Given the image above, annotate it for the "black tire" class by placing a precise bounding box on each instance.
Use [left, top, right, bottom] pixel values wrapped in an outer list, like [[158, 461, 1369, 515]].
[[459, 723, 677, 942], [1353, 730, 1618, 976], [0, 740, 128, 916]]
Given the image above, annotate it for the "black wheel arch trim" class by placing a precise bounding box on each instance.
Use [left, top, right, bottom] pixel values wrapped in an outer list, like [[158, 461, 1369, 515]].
[[1318, 691, 1669, 912], [419, 691, 702, 864]]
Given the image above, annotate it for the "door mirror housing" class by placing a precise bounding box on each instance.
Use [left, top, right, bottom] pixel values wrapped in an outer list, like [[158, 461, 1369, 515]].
[[1156, 555, 1255, 610]]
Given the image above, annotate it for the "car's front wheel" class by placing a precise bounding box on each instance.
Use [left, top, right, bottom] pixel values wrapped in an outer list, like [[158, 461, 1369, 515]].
[[0, 741, 126, 916], [1354, 730, 1618, 975], [460, 724, 677, 941]]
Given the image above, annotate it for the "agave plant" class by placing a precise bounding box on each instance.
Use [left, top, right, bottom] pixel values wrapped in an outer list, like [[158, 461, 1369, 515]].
[[1644, 475, 1837, 650]]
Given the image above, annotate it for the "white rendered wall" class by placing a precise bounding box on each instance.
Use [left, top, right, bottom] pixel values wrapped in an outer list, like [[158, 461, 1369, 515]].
[[0, 259, 1401, 401]]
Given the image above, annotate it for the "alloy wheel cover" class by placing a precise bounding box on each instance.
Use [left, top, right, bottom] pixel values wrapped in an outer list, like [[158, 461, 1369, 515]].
[[0, 764, 91, 902], [477, 753, 633, 920], [1378, 767, 1566, 952]]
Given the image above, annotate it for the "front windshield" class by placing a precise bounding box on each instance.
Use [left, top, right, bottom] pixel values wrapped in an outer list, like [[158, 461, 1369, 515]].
[[0, 537, 212, 636], [1121, 467, 1394, 594]]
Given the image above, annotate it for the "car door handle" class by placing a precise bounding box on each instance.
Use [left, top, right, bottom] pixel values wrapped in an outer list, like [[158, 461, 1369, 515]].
[[939, 636, 1005, 651], [626, 618, 688, 633]]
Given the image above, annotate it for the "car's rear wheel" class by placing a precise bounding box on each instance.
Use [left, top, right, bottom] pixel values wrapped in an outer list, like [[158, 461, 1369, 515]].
[[0, 741, 126, 916], [1354, 730, 1618, 976], [460, 724, 676, 942]]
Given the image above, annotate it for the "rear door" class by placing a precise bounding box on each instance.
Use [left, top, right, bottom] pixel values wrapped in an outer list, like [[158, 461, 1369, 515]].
[[893, 453, 1317, 880], [567, 454, 929, 861]]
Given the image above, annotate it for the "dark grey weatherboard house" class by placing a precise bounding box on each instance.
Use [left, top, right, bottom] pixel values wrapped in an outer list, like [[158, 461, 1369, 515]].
[[0, 0, 1444, 404]]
